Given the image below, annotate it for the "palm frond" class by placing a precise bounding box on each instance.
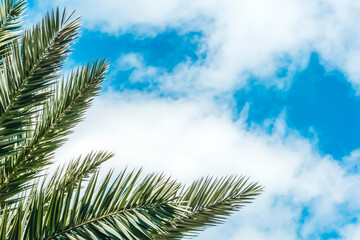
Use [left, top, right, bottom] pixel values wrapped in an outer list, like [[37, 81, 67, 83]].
[[157, 176, 263, 239], [0, 8, 80, 161], [0, 203, 11, 238], [0, 60, 108, 206], [0, 0, 26, 59], [45, 150, 114, 199], [23, 169, 185, 240]]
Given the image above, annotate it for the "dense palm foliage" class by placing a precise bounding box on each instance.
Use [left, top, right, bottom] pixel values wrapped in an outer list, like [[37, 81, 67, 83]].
[[0, 0, 263, 239]]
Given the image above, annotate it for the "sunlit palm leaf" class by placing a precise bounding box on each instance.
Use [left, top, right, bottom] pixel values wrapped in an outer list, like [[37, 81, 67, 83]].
[[157, 176, 263, 239], [0, 60, 108, 206], [45, 150, 114, 200], [0, 8, 80, 163], [0, 0, 26, 59], [23, 169, 185, 240]]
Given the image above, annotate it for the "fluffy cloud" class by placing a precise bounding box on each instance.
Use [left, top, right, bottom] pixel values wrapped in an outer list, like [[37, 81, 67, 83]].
[[340, 223, 360, 240], [55, 92, 360, 239], [38, 0, 360, 92]]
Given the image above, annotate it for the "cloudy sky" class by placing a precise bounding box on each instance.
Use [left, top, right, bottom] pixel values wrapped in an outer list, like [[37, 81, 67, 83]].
[[28, 0, 360, 239]]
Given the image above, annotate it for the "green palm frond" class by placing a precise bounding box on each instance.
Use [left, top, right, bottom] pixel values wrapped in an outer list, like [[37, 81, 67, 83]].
[[0, 0, 26, 59], [0, 8, 80, 161], [45, 150, 114, 199], [157, 176, 263, 239], [23, 169, 185, 240], [0, 60, 108, 206], [0, 203, 11, 239]]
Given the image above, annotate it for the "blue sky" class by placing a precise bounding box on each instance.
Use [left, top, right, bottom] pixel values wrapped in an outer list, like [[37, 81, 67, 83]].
[[73, 29, 360, 160], [234, 53, 360, 159], [29, 0, 360, 239]]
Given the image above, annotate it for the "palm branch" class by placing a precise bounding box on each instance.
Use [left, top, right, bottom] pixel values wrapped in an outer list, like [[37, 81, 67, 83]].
[[22, 169, 185, 240], [0, 0, 25, 60], [157, 176, 263, 239], [0, 7, 80, 175]]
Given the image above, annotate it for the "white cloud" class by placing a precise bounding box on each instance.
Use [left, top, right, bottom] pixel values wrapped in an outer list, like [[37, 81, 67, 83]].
[[114, 53, 163, 84], [55, 92, 360, 239], [37, 0, 360, 92], [116, 53, 144, 70], [339, 223, 360, 240]]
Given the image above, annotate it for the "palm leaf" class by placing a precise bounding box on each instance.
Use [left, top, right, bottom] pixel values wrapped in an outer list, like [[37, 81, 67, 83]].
[[157, 176, 263, 239], [0, 203, 11, 238], [45, 150, 114, 200], [0, 0, 26, 59], [0, 60, 108, 206], [23, 169, 185, 240], [0, 8, 80, 162]]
